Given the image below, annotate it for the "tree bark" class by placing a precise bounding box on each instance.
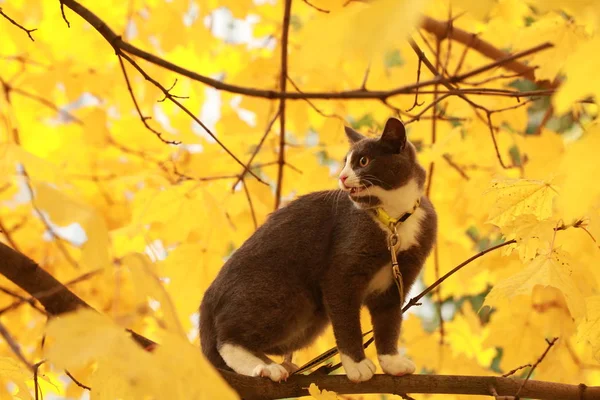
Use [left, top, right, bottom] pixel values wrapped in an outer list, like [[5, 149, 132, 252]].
[[219, 370, 598, 400]]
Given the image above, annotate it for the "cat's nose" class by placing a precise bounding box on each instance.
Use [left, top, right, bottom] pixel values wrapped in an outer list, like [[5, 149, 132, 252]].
[[340, 175, 348, 183]]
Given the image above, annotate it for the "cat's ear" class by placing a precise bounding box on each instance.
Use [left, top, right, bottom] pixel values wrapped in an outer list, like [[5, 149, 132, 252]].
[[344, 126, 365, 144], [379, 117, 406, 153]]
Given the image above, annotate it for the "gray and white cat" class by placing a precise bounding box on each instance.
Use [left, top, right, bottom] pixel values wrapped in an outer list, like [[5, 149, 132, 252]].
[[199, 117, 437, 383]]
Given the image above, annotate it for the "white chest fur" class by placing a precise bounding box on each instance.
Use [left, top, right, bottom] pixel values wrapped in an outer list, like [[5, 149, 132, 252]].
[[364, 208, 425, 297], [363, 178, 426, 297]]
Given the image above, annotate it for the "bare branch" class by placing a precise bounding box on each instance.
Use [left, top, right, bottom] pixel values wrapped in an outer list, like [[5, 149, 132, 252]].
[[65, 370, 91, 391], [242, 179, 258, 230], [442, 154, 470, 180], [503, 363, 532, 378], [116, 53, 179, 145], [0, 216, 21, 253], [514, 337, 559, 399], [59, 0, 71, 27], [116, 50, 266, 184], [406, 58, 424, 112], [421, 16, 551, 87], [302, 0, 330, 13], [0, 320, 33, 370], [274, 0, 293, 210], [58, 0, 554, 100], [0, 8, 37, 41], [22, 168, 81, 269], [231, 109, 281, 191]]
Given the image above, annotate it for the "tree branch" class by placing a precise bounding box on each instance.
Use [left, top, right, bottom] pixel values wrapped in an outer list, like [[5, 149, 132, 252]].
[[59, 0, 554, 100], [218, 370, 600, 400], [274, 0, 293, 210], [0, 8, 37, 41], [420, 16, 553, 88]]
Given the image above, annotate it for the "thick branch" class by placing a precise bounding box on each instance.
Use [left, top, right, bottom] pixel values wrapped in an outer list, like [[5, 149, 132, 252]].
[[0, 242, 87, 315], [421, 16, 554, 88], [59, 0, 553, 100], [219, 371, 599, 400], [0, 242, 154, 349]]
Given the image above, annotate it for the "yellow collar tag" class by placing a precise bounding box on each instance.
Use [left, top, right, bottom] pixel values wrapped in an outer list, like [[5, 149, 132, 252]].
[[374, 197, 421, 230]]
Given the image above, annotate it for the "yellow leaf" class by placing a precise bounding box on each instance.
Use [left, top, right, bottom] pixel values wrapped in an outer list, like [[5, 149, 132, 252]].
[[554, 37, 600, 114], [32, 182, 110, 270], [577, 296, 600, 362], [308, 383, 338, 400], [152, 332, 239, 399], [556, 125, 600, 219], [124, 253, 186, 338], [0, 357, 32, 400], [45, 309, 238, 399], [486, 179, 558, 229], [499, 215, 556, 262], [296, 0, 427, 72], [44, 310, 128, 371], [485, 249, 586, 320], [515, 15, 586, 81]]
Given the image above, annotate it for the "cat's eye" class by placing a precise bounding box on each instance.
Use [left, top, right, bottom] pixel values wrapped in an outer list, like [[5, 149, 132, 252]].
[[359, 156, 370, 167]]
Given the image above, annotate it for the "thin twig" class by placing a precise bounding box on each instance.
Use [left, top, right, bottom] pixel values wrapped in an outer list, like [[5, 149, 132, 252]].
[[59, 0, 71, 27], [406, 58, 424, 112], [287, 76, 345, 121], [442, 154, 470, 180], [66, 370, 91, 390], [514, 337, 559, 399], [231, 109, 281, 191], [0, 320, 33, 370], [242, 179, 258, 230], [0, 217, 21, 253], [22, 168, 81, 269], [302, 0, 329, 13], [34, 361, 44, 400], [274, 0, 293, 210], [534, 105, 554, 135], [116, 50, 265, 184], [57, 0, 555, 100], [502, 363, 532, 377], [116, 53, 179, 145], [0, 78, 82, 124], [403, 240, 515, 311], [0, 8, 37, 41], [464, 72, 527, 86]]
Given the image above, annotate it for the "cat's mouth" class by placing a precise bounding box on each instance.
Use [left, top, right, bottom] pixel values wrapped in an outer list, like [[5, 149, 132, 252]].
[[349, 186, 366, 195]]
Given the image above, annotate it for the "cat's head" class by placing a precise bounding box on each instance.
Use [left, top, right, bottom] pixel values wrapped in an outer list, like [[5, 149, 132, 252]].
[[338, 118, 426, 212]]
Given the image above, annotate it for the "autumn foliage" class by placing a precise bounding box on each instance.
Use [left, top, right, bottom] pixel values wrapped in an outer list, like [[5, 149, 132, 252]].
[[1, 0, 600, 399]]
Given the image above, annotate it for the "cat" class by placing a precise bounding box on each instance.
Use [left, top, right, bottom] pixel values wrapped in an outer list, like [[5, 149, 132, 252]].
[[199, 117, 437, 383]]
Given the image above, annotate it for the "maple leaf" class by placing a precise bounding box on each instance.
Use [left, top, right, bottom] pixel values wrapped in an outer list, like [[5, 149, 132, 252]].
[[577, 296, 600, 362], [486, 179, 558, 229], [485, 249, 586, 320], [308, 383, 338, 400]]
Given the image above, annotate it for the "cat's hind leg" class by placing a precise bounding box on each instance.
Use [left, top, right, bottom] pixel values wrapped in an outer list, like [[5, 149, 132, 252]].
[[218, 343, 289, 382]]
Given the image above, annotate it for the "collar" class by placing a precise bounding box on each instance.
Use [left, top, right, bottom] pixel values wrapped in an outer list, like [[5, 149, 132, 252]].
[[373, 197, 421, 231]]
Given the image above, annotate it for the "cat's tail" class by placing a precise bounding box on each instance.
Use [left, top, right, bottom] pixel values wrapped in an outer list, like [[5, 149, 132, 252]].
[[199, 302, 230, 371]]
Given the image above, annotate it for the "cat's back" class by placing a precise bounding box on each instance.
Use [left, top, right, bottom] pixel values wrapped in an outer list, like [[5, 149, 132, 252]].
[[213, 190, 357, 277], [236, 189, 354, 255]]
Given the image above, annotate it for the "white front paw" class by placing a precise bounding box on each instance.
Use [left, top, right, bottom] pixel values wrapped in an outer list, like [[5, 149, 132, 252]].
[[340, 353, 376, 382], [378, 353, 415, 376], [252, 363, 289, 382]]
